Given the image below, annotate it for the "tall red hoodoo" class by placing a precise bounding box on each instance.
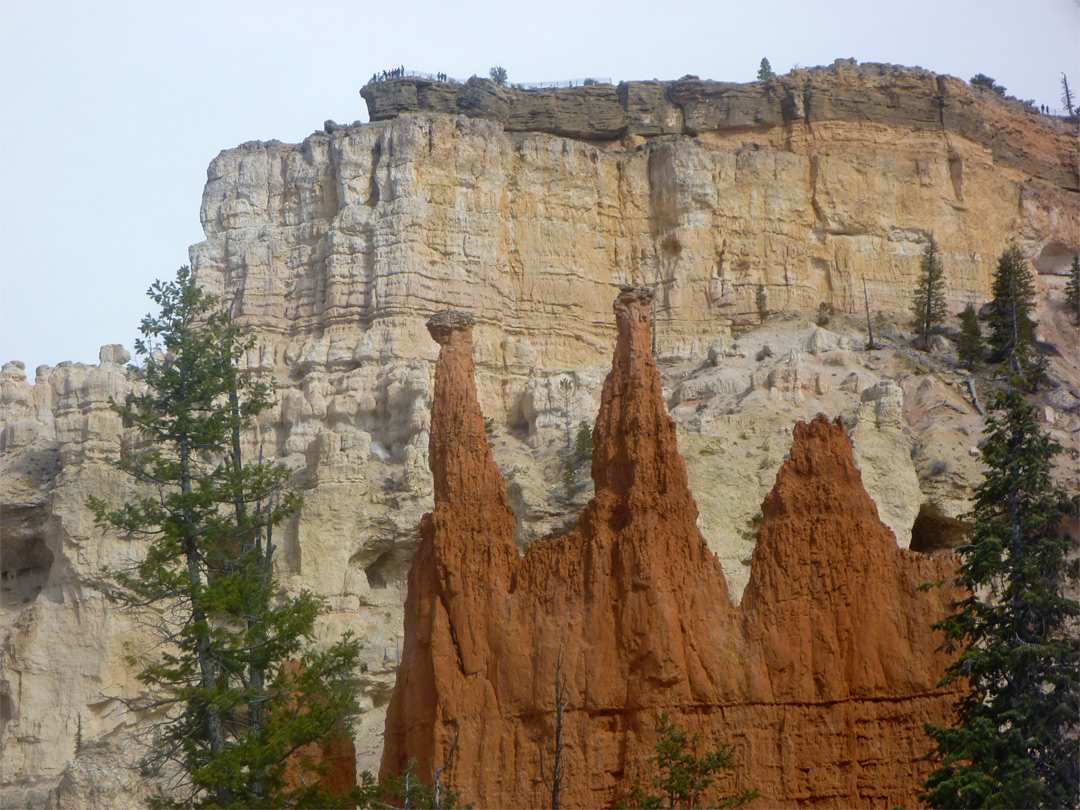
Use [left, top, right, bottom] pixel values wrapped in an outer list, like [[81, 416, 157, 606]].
[[381, 288, 960, 808]]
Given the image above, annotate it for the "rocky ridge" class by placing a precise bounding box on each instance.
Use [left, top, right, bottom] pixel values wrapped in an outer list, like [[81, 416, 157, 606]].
[[382, 288, 962, 808], [361, 61, 1078, 191]]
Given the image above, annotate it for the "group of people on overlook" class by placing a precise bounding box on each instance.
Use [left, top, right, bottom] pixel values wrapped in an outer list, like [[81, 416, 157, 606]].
[[371, 66, 406, 82]]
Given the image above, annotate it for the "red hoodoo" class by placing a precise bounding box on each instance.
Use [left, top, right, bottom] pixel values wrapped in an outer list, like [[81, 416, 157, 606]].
[[381, 288, 961, 808]]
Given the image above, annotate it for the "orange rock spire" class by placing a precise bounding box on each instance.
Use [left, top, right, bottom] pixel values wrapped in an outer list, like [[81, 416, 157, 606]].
[[381, 291, 960, 808]]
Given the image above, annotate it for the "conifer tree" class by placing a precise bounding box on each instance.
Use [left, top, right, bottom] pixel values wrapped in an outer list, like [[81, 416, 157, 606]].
[[756, 58, 774, 81], [755, 283, 768, 324], [957, 303, 984, 370], [987, 242, 1041, 385], [90, 267, 365, 809], [624, 713, 758, 809], [922, 389, 1079, 810], [911, 236, 947, 349], [1065, 254, 1079, 325]]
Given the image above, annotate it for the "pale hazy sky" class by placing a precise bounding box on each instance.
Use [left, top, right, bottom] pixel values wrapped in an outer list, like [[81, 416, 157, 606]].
[[2, 0, 1077, 373]]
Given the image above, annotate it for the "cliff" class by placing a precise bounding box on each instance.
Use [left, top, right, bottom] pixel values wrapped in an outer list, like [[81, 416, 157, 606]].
[[381, 288, 963, 808], [361, 61, 1077, 191], [194, 62, 1076, 397], [2, 59, 1077, 807]]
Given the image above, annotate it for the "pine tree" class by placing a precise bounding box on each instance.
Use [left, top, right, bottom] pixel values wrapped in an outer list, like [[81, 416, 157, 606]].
[[755, 283, 768, 324], [957, 303, 984, 369], [757, 58, 774, 81], [1065, 255, 1079, 325], [574, 420, 594, 463], [987, 242, 1040, 383], [90, 267, 365, 809], [911, 236, 948, 349], [623, 713, 758, 809], [922, 389, 1079, 809]]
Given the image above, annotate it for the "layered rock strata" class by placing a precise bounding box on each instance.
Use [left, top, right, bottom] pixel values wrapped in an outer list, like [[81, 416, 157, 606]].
[[198, 62, 1076, 427], [4, 58, 1077, 806], [361, 61, 1077, 190], [382, 288, 962, 808]]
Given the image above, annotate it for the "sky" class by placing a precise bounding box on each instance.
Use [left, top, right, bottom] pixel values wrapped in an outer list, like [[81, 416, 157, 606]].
[[2, 0, 1078, 373]]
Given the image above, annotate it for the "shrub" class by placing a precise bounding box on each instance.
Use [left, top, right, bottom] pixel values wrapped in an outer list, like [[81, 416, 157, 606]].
[[970, 73, 1006, 95]]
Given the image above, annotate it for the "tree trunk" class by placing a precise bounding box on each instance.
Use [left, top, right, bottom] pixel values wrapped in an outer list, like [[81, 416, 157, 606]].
[[180, 437, 230, 802]]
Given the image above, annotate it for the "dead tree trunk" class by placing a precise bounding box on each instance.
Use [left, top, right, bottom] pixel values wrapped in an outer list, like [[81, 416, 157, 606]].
[[539, 639, 570, 810]]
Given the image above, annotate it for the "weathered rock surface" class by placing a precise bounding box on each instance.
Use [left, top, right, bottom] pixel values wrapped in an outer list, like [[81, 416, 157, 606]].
[[381, 290, 962, 808], [362, 61, 1078, 190], [0, 351, 423, 806], [200, 63, 1076, 409], [3, 58, 1077, 807]]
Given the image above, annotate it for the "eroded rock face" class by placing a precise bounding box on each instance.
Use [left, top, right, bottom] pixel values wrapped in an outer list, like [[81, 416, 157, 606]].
[[381, 290, 961, 808], [361, 63, 1077, 191], [4, 58, 1077, 806], [198, 64, 1075, 412]]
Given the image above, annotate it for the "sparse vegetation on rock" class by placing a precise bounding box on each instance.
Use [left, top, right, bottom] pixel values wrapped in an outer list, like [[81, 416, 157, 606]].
[[5, 60, 1078, 809], [382, 755, 469, 809]]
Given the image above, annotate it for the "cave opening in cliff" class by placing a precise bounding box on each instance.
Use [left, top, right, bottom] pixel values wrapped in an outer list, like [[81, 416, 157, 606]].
[[1032, 240, 1077, 275], [910, 502, 969, 555], [364, 553, 391, 590], [352, 544, 412, 595], [0, 509, 54, 609]]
